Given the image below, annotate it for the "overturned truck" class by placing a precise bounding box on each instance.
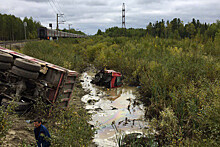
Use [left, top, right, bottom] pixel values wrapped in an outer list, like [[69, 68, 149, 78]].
[[0, 47, 78, 113], [91, 69, 123, 88]]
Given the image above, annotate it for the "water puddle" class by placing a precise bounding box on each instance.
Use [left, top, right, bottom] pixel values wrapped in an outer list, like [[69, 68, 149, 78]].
[[81, 72, 147, 146]]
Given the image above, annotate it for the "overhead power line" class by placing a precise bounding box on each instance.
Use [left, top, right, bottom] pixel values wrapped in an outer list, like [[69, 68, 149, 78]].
[[47, 0, 57, 14], [50, 0, 62, 14], [51, 0, 66, 22], [54, 0, 63, 14], [48, 0, 67, 28]]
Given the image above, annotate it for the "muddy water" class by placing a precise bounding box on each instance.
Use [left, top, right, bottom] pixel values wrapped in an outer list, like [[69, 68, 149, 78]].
[[81, 72, 147, 146]]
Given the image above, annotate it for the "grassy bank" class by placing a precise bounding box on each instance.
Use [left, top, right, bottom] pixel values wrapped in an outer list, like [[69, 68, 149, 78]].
[[0, 81, 94, 146], [21, 35, 220, 146]]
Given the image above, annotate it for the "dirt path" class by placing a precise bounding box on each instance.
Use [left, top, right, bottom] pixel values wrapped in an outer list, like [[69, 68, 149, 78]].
[[1, 115, 36, 147]]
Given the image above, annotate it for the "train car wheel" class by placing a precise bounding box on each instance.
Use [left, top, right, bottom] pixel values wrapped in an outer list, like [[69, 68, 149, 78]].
[[14, 58, 41, 72], [0, 62, 11, 70], [11, 66, 39, 79], [0, 52, 13, 63]]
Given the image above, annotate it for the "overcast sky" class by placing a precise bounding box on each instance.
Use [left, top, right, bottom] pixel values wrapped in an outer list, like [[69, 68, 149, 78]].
[[0, 0, 219, 35]]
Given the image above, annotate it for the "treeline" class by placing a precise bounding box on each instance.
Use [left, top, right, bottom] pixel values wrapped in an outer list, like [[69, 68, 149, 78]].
[[97, 27, 146, 38], [62, 28, 86, 35], [147, 18, 220, 40], [97, 18, 220, 41], [0, 13, 41, 40]]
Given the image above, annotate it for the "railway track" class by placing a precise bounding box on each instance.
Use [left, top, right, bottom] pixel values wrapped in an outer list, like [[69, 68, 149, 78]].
[[0, 39, 39, 45], [0, 39, 39, 50]]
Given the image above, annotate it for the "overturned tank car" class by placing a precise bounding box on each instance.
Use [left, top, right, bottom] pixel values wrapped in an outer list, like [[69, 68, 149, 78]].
[[0, 47, 78, 113]]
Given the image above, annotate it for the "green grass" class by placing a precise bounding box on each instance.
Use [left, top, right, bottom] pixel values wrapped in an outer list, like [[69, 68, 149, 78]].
[[22, 35, 220, 146]]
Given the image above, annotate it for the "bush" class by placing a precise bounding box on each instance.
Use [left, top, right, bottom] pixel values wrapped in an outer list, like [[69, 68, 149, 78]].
[[21, 34, 220, 146], [0, 103, 15, 141], [48, 107, 94, 147], [0, 106, 9, 139]]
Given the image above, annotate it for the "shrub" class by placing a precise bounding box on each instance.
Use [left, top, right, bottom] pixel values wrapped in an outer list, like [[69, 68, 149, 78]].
[[0, 106, 9, 139], [21, 35, 220, 146], [49, 107, 94, 147]]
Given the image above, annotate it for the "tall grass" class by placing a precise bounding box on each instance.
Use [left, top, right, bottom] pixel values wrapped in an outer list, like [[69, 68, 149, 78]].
[[22, 34, 220, 146], [23, 38, 88, 72], [48, 107, 94, 146], [21, 81, 94, 146]]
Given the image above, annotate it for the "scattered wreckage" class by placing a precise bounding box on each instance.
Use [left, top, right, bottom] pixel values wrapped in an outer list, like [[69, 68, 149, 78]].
[[91, 69, 123, 88], [0, 47, 78, 113]]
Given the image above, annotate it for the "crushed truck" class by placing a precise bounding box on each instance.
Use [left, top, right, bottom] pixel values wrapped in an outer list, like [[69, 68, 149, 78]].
[[91, 69, 123, 88], [0, 47, 78, 113]]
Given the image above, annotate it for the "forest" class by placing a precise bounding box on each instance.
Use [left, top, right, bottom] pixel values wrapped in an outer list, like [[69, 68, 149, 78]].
[[0, 13, 41, 40], [98, 18, 220, 42], [1, 13, 219, 42], [62, 28, 86, 35]]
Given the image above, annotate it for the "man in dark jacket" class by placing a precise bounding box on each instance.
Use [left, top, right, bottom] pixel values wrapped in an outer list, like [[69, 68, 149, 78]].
[[34, 119, 51, 147]]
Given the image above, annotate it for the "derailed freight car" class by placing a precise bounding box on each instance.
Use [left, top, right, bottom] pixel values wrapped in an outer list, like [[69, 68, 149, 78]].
[[38, 27, 86, 40], [0, 47, 78, 112]]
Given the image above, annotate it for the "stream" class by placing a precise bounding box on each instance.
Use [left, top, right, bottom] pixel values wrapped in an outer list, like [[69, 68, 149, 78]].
[[81, 72, 148, 146]]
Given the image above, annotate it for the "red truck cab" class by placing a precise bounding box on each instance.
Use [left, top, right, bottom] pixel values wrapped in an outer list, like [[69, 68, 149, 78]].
[[91, 69, 123, 88]]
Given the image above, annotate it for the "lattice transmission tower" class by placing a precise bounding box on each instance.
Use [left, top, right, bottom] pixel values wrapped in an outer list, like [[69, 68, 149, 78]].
[[122, 3, 126, 28]]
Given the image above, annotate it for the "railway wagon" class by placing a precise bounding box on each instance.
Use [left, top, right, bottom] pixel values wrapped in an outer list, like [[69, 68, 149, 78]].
[[38, 27, 86, 40], [0, 46, 78, 112]]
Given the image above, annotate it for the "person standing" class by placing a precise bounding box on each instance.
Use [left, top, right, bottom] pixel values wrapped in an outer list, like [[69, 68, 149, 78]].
[[34, 118, 51, 147]]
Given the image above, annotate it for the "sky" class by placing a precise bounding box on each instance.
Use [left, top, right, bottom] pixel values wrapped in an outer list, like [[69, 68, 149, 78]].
[[0, 0, 219, 35]]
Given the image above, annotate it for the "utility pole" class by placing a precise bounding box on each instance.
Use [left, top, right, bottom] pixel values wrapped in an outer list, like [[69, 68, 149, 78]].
[[68, 24, 72, 31], [56, 13, 65, 39], [56, 14, 58, 31], [24, 22, 27, 40], [56, 14, 59, 39], [122, 3, 126, 28]]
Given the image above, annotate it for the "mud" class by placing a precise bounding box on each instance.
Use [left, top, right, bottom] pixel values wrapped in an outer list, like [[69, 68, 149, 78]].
[[0, 116, 35, 147], [81, 72, 148, 146]]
